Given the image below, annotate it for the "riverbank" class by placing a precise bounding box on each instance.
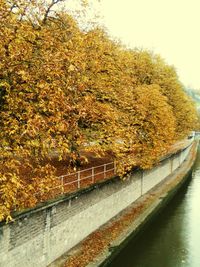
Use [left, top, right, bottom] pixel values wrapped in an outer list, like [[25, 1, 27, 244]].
[[52, 141, 198, 267], [0, 140, 196, 267]]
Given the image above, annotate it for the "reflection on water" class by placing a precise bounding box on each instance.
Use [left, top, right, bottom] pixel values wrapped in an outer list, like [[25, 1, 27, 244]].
[[108, 147, 200, 267]]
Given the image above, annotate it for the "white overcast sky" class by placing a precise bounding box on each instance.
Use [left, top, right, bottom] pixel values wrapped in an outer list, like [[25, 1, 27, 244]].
[[89, 0, 200, 90], [63, 0, 200, 89]]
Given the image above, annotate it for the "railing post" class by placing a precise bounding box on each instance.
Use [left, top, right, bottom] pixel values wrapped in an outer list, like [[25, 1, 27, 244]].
[[77, 171, 81, 189], [114, 161, 116, 175], [104, 164, 106, 179], [92, 167, 94, 183], [61, 176, 64, 194]]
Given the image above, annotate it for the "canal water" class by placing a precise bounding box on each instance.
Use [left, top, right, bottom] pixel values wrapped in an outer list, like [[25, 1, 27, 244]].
[[107, 146, 200, 267]]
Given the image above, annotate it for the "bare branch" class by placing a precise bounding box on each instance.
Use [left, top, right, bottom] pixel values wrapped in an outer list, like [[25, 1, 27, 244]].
[[42, 0, 65, 24]]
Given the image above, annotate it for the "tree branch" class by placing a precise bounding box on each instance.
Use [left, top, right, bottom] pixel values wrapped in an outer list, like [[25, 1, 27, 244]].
[[42, 0, 65, 24]]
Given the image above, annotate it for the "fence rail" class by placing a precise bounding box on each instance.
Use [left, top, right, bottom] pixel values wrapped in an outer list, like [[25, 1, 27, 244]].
[[48, 162, 116, 196], [45, 140, 194, 199]]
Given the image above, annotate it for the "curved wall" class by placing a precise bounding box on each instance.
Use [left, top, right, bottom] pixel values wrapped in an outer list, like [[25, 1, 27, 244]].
[[0, 143, 194, 267]]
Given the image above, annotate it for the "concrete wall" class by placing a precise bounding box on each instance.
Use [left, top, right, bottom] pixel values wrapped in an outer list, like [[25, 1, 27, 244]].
[[0, 144, 193, 267]]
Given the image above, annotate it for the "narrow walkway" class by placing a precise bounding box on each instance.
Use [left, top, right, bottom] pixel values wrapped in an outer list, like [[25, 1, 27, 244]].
[[44, 138, 193, 201], [48, 140, 197, 267]]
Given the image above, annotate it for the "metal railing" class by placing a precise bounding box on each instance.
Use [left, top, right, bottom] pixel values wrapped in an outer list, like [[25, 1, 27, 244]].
[[45, 139, 194, 198], [49, 162, 116, 195]]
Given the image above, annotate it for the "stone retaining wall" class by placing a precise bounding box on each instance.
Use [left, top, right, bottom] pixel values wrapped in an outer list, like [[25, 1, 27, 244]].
[[0, 143, 193, 267]]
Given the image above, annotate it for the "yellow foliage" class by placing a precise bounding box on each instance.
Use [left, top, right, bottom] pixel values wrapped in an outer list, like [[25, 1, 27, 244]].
[[0, 0, 198, 221]]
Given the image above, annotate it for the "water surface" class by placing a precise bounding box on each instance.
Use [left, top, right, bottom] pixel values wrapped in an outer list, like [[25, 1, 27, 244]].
[[108, 147, 200, 267]]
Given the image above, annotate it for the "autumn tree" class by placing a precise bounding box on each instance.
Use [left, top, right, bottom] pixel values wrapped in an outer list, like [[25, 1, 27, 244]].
[[0, 0, 88, 220], [0, 0, 198, 221], [128, 50, 198, 138], [82, 30, 176, 172]]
